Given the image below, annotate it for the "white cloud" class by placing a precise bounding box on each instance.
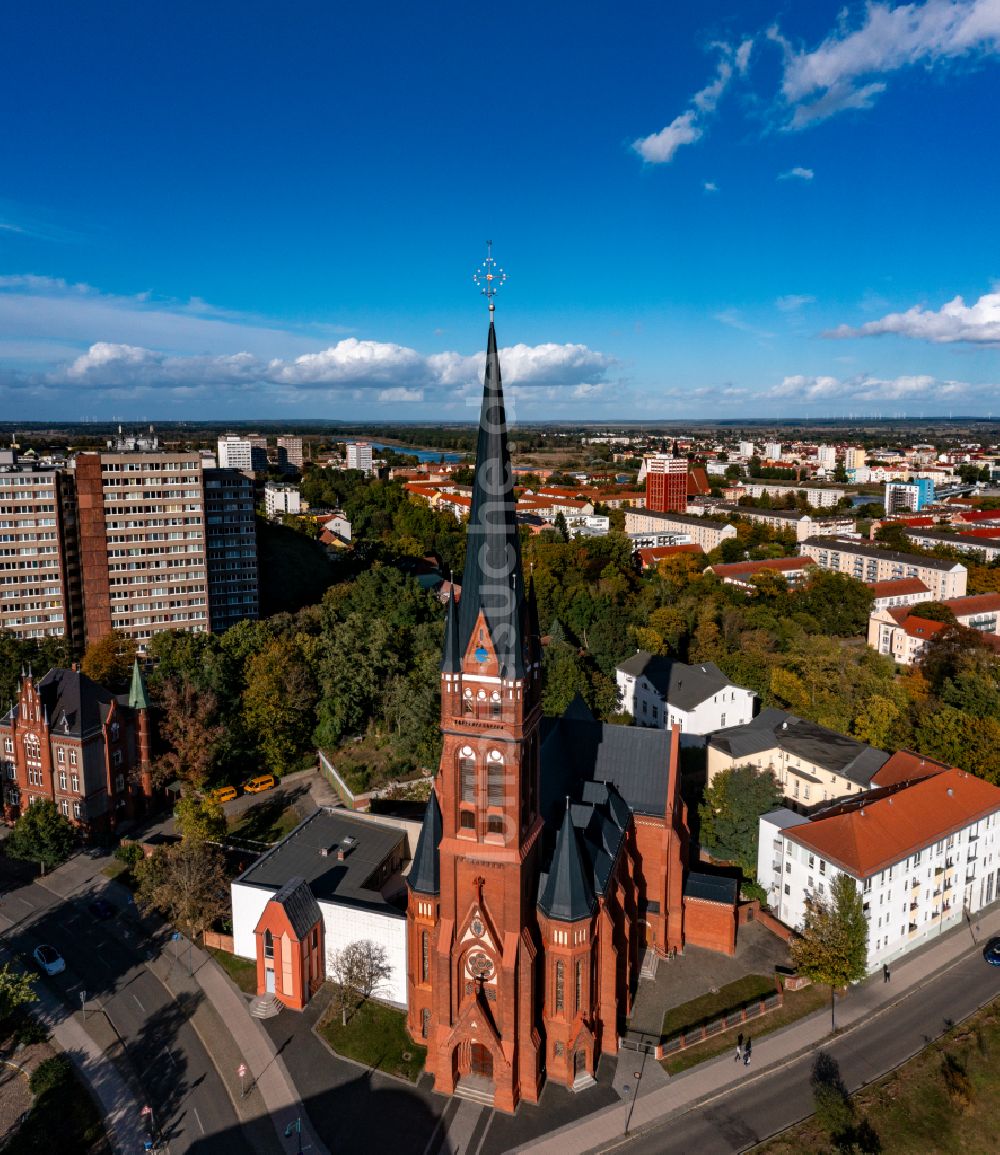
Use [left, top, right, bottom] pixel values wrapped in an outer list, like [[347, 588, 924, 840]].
[[632, 39, 752, 164], [778, 1, 1000, 127], [776, 294, 816, 311], [768, 372, 974, 402], [826, 290, 1000, 344], [704, 181, 719, 192], [778, 166, 814, 180]]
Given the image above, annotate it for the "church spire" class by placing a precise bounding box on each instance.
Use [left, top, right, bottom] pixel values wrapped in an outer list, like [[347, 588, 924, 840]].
[[128, 659, 150, 711], [538, 802, 594, 922], [457, 244, 526, 679]]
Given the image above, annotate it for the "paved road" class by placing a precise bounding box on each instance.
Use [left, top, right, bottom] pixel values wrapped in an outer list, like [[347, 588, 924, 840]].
[[1, 863, 252, 1155], [610, 944, 1000, 1154]]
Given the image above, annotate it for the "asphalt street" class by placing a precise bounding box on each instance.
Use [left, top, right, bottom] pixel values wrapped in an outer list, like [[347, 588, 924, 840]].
[[610, 942, 1000, 1154], [1, 863, 252, 1155]]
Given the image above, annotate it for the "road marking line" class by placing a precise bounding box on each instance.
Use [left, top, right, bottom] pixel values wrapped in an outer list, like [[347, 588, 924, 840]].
[[193, 1107, 205, 1133], [133, 994, 145, 1013]]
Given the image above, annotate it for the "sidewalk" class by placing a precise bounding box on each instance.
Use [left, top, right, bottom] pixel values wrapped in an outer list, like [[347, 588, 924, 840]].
[[0, 943, 147, 1155], [151, 933, 330, 1155], [515, 905, 1000, 1154]]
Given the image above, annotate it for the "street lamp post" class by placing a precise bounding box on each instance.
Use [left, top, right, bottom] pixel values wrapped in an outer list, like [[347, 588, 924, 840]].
[[80, 989, 86, 1021]]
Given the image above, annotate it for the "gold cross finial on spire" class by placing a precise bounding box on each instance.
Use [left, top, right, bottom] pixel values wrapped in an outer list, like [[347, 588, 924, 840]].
[[472, 240, 506, 317]]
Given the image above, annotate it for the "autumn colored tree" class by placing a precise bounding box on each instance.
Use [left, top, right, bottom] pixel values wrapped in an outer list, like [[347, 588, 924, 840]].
[[81, 630, 137, 688], [173, 795, 226, 844], [791, 872, 868, 1031], [0, 962, 36, 1023], [153, 677, 225, 790], [135, 839, 229, 940]]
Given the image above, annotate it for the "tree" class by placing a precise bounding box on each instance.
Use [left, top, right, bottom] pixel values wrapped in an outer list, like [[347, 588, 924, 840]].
[[553, 511, 570, 543], [153, 677, 225, 790], [698, 765, 783, 877], [134, 840, 229, 940], [791, 872, 868, 1031], [243, 638, 318, 774], [80, 629, 138, 688], [6, 801, 76, 874], [0, 962, 36, 1023], [909, 601, 957, 624], [795, 571, 873, 636], [327, 939, 393, 1025], [173, 795, 226, 843]]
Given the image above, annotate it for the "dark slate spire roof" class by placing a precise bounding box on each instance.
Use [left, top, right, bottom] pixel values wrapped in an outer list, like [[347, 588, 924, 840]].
[[538, 802, 595, 922], [456, 321, 526, 678], [128, 659, 150, 711], [441, 585, 461, 673], [408, 788, 442, 895], [35, 668, 117, 739]]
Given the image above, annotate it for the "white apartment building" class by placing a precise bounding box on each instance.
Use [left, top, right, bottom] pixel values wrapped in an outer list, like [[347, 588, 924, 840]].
[[726, 507, 855, 543], [738, 441, 755, 458], [264, 482, 302, 519], [816, 445, 837, 468], [799, 536, 967, 600], [217, 435, 268, 473], [347, 442, 374, 476], [905, 527, 1000, 563], [0, 452, 75, 643], [764, 442, 783, 460], [866, 578, 930, 611], [868, 592, 1000, 665], [616, 652, 756, 746], [758, 768, 1000, 974], [624, 509, 737, 552], [276, 435, 304, 468], [844, 448, 866, 473], [738, 482, 847, 508]]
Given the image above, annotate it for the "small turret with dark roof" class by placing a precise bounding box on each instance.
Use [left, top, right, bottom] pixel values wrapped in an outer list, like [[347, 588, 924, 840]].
[[409, 788, 442, 895], [441, 585, 461, 674], [538, 802, 595, 922]]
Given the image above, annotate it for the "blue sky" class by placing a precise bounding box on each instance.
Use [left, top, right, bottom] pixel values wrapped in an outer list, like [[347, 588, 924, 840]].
[[1, 0, 999, 422]]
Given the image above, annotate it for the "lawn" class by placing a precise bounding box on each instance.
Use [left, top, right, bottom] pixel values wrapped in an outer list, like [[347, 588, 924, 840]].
[[755, 998, 1000, 1154], [663, 974, 777, 1037], [318, 998, 426, 1082], [207, 947, 258, 995], [663, 981, 830, 1075], [227, 800, 301, 845]]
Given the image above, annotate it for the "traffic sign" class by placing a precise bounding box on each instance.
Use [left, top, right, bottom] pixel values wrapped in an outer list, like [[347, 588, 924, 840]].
[[238, 1063, 248, 1077]]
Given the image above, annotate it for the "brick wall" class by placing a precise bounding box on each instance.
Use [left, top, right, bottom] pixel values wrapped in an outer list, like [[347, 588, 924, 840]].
[[683, 897, 737, 955]]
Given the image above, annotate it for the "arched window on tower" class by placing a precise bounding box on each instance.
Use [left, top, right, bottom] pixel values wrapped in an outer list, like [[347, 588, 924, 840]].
[[458, 747, 477, 834], [486, 751, 505, 838], [264, 929, 274, 959], [555, 960, 565, 1012]]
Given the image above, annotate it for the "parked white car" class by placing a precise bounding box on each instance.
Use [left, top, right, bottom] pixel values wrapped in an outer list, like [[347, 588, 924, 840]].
[[33, 944, 66, 976]]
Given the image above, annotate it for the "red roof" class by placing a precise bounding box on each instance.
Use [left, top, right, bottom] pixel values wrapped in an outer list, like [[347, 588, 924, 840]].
[[638, 544, 705, 567], [902, 616, 946, 640], [709, 557, 817, 578], [944, 593, 1000, 616], [870, 750, 952, 789], [958, 526, 1000, 539], [952, 509, 1000, 524], [866, 578, 930, 597], [786, 768, 1000, 878]]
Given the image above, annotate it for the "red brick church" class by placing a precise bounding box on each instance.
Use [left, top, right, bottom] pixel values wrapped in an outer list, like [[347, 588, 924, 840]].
[[405, 285, 737, 1112]]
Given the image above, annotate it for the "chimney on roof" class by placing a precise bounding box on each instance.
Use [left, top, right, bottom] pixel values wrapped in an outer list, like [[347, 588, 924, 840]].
[[947, 788, 954, 797]]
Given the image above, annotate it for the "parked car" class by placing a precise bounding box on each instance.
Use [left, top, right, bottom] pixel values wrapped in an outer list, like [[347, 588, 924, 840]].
[[984, 938, 1000, 967], [88, 899, 116, 921], [242, 774, 276, 795], [33, 945, 66, 976], [211, 785, 239, 804]]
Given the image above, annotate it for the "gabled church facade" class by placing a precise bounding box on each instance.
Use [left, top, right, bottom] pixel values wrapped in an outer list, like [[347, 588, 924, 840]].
[[405, 290, 738, 1112]]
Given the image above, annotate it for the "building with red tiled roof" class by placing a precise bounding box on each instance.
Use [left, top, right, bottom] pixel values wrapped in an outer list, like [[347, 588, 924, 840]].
[[865, 577, 930, 610], [758, 768, 1000, 972], [706, 556, 816, 589], [637, 543, 706, 570], [870, 750, 952, 789]]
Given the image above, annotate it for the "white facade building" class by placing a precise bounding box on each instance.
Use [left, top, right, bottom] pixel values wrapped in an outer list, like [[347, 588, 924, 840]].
[[264, 482, 302, 519], [347, 442, 374, 476], [799, 536, 968, 599], [816, 445, 837, 469], [231, 809, 414, 1006], [738, 441, 755, 459], [217, 436, 268, 473], [758, 768, 1000, 973], [616, 652, 756, 745], [624, 509, 737, 552]]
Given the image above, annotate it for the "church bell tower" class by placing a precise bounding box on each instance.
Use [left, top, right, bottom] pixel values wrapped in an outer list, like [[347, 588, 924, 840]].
[[406, 246, 545, 1111]]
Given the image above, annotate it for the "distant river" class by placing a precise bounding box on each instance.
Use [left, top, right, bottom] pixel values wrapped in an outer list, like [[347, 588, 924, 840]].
[[368, 440, 465, 463]]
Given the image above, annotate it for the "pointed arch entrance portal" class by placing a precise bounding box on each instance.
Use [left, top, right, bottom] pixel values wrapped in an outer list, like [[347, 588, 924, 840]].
[[470, 1043, 493, 1079]]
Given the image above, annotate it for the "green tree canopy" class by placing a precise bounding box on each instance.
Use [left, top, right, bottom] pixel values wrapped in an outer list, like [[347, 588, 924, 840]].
[[6, 800, 76, 874], [135, 839, 229, 940], [0, 962, 36, 1023], [698, 764, 783, 877], [791, 872, 868, 1030]]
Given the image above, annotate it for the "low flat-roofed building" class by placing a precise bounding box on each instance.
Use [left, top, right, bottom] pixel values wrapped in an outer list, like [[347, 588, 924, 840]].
[[231, 808, 412, 1007]]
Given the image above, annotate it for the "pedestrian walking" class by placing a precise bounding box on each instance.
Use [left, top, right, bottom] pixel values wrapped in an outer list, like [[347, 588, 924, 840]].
[[883, 963, 890, 984], [734, 1032, 743, 1062], [743, 1037, 752, 1067]]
